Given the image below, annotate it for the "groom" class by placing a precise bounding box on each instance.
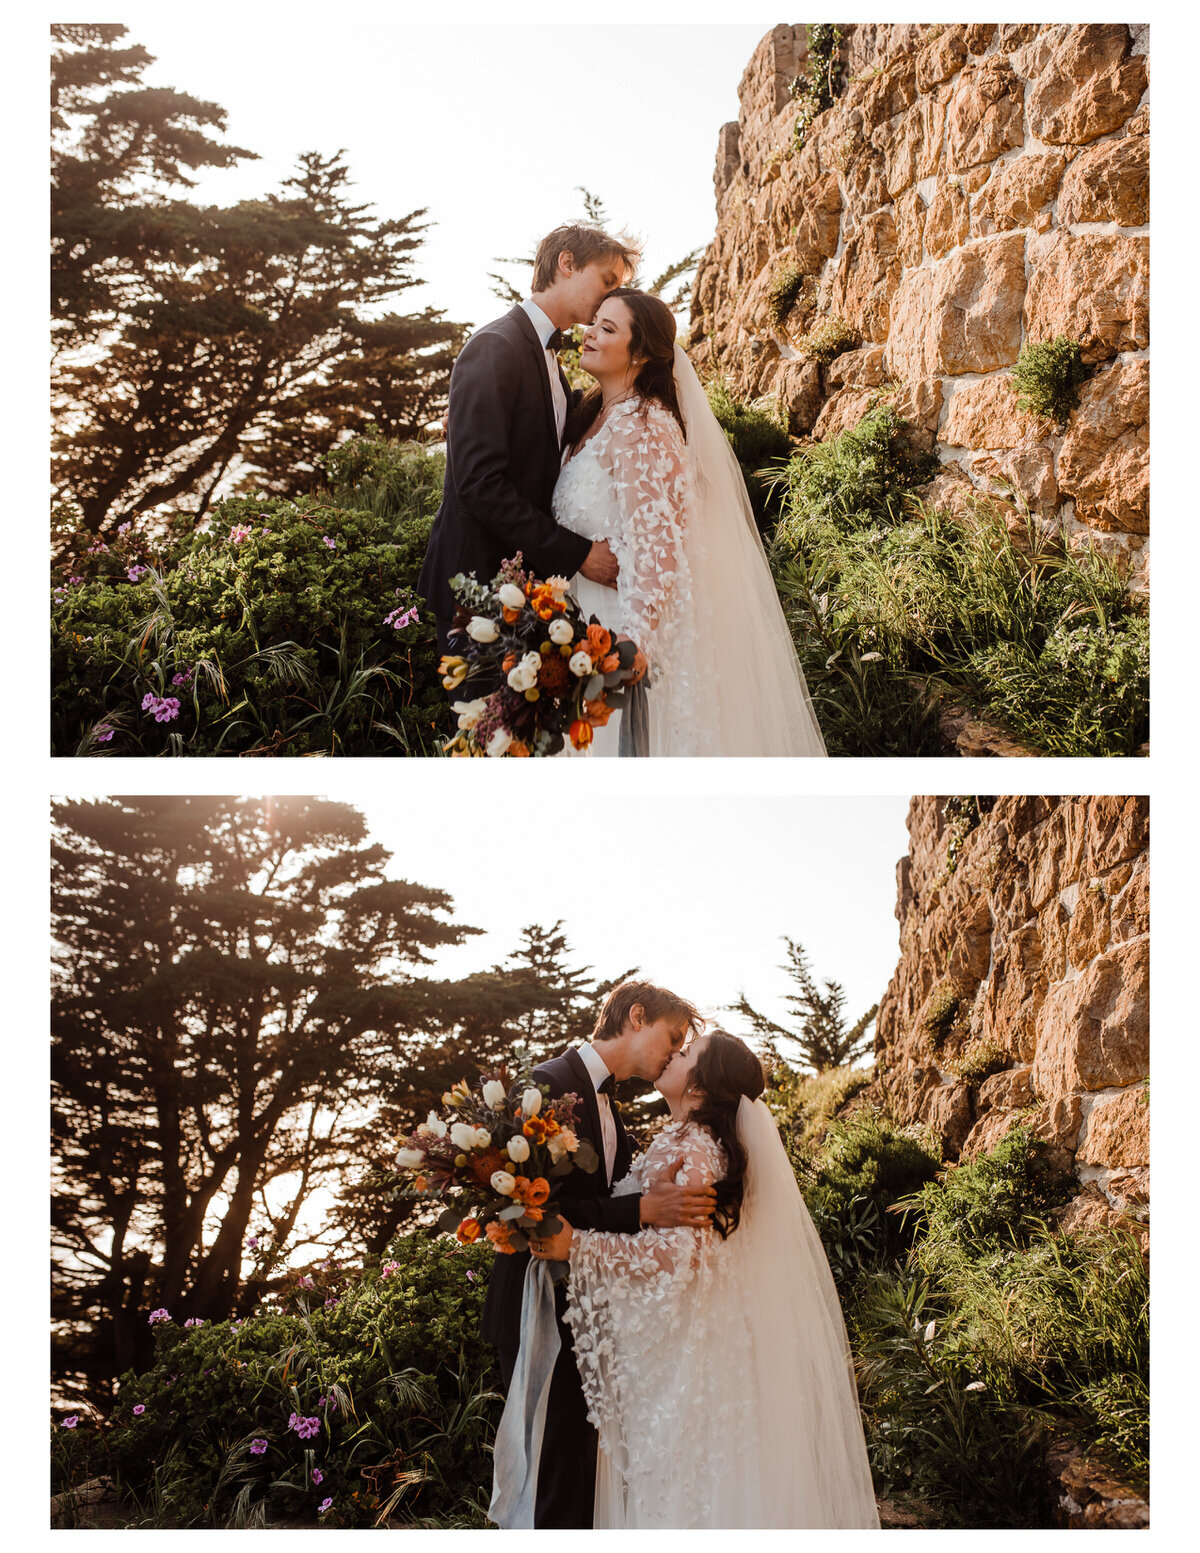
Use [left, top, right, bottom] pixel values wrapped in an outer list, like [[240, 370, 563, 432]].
[[418, 223, 640, 675], [482, 980, 717, 1528]]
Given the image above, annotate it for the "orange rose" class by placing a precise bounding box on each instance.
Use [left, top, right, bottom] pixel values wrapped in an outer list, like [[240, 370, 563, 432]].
[[570, 720, 593, 750], [485, 1221, 515, 1253], [599, 653, 620, 673], [508, 740, 530, 757], [582, 696, 613, 728], [586, 623, 613, 661], [522, 1204, 544, 1224], [413, 1175, 428, 1192], [526, 1177, 551, 1207], [502, 652, 518, 673], [510, 1176, 531, 1203], [629, 648, 649, 685], [456, 1218, 482, 1244], [501, 605, 521, 624]]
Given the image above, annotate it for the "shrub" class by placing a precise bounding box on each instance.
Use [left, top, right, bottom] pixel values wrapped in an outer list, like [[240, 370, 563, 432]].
[[914, 1126, 1076, 1260], [100, 1232, 500, 1528], [943, 1037, 1007, 1086], [705, 376, 794, 530], [800, 1109, 942, 1282], [767, 1061, 874, 1160], [51, 435, 453, 756], [790, 24, 845, 150], [1009, 336, 1089, 427], [794, 315, 859, 364], [766, 262, 812, 327], [767, 417, 1148, 756]]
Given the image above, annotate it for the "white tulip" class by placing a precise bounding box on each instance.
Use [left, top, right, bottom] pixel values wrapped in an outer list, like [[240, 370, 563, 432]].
[[453, 698, 488, 730], [466, 615, 499, 642], [450, 1122, 476, 1150], [548, 618, 573, 645], [506, 1135, 531, 1163], [521, 1088, 543, 1118], [569, 650, 593, 677], [487, 727, 513, 757], [425, 1112, 447, 1139], [482, 1080, 506, 1110], [490, 1170, 517, 1196], [395, 1148, 425, 1168], [497, 583, 526, 610], [474, 1128, 492, 1148]]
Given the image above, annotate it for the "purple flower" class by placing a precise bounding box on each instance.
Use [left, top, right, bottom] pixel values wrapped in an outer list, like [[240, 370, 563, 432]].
[[141, 694, 181, 724], [318, 1497, 333, 1515], [127, 564, 149, 582], [229, 524, 253, 544], [322, 535, 336, 549], [133, 1404, 145, 1416], [95, 724, 115, 743], [323, 1296, 339, 1309], [183, 1317, 204, 1329], [171, 668, 193, 688], [384, 604, 420, 630], [312, 1468, 324, 1485], [250, 1438, 268, 1455], [148, 1309, 170, 1325], [297, 1275, 313, 1290], [118, 521, 132, 535], [288, 1413, 321, 1441], [62, 1416, 79, 1430], [247, 1236, 259, 1250]]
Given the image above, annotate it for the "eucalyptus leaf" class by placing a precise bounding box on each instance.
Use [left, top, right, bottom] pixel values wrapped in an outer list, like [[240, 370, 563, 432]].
[[573, 1139, 599, 1172], [498, 1202, 526, 1221]]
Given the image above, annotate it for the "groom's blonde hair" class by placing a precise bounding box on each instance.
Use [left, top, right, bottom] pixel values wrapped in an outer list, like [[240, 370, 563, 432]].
[[592, 979, 704, 1043], [532, 223, 641, 292]]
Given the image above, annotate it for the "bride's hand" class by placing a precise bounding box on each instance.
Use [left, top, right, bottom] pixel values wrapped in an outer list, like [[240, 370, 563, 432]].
[[530, 1219, 574, 1260]]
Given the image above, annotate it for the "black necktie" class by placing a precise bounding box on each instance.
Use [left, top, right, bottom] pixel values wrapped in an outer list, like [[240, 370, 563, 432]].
[[598, 1073, 615, 1097], [545, 328, 564, 353]]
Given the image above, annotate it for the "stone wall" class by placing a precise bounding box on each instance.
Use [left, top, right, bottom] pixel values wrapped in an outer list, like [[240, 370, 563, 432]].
[[873, 796, 1149, 1242], [690, 23, 1149, 586]]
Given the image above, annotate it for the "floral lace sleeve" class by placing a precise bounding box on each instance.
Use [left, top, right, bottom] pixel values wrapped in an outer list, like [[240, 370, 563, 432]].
[[594, 400, 693, 673]]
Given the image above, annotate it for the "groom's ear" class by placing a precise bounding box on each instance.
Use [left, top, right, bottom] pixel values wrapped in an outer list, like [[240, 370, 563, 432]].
[[628, 1003, 644, 1031]]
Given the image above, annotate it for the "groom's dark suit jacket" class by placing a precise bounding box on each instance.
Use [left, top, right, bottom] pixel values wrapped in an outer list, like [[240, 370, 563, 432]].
[[480, 1045, 643, 1354], [418, 306, 592, 643]]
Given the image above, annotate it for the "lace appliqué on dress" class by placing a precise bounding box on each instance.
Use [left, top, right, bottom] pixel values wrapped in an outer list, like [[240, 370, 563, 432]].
[[564, 1121, 755, 1526], [553, 400, 714, 756]]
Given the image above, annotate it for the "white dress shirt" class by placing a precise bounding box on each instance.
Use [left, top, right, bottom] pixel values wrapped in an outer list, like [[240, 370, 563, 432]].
[[577, 1041, 618, 1186], [521, 297, 568, 444]]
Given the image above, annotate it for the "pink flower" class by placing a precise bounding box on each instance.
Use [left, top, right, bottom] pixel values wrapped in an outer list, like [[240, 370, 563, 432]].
[[62, 1416, 79, 1429], [322, 536, 336, 549], [312, 1468, 324, 1485], [133, 1404, 145, 1416], [250, 1438, 268, 1455], [148, 1309, 170, 1324], [229, 525, 253, 544], [318, 1497, 333, 1514]]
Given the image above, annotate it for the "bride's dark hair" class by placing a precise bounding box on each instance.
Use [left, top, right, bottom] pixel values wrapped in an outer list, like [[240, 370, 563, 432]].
[[564, 288, 687, 450], [685, 1030, 765, 1239]]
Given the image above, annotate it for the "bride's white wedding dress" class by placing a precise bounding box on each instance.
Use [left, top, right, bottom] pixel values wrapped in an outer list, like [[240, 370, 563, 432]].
[[551, 346, 827, 757], [563, 1101, 879, 1529]]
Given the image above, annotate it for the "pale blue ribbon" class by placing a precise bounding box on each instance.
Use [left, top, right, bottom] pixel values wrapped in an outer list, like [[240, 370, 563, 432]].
[[488, 1257, 565, 1528]]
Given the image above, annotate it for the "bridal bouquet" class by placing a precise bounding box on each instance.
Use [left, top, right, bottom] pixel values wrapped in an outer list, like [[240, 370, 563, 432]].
[[392, 1068, 598, 1253], [439, 556, 647, 756]]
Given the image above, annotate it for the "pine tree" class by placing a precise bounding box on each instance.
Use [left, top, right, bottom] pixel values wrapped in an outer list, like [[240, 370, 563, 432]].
[[51, 796, 478, 1404], [733, 939, 877, 1073]]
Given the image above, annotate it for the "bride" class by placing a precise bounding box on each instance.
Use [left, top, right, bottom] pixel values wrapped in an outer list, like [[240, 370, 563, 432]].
[[529, 1030, 879, 1528], [552, 290, 827, 756]]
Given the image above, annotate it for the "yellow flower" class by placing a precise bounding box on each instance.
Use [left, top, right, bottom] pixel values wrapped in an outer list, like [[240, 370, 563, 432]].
[[439, 655, 468, 690]]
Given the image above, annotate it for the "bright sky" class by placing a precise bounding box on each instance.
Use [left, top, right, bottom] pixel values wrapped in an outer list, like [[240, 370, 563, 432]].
[[362, 793, 913, 1041], [118, 9, 777, 331]]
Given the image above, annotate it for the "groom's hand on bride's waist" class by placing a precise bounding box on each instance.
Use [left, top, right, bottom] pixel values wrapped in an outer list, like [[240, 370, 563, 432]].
[[639, 1159, 717, 1229], [579, 539, 619, 588]]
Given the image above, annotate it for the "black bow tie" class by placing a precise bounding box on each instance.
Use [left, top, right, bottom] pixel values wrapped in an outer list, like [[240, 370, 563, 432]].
[[545, 328, 565, 353], [598, 1073, 615, 1097]]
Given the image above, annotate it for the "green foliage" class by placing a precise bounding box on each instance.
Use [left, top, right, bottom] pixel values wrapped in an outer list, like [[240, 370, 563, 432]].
[[790, 24, 846, 151], [100, 1233, 501, 1528], [766, 262, 812, 327], [793, 315, 859, 364], [941, 795, 996, 878], [920, 979, 963, 1051], [913, 1127, 1076, 1260], [799, 1110, 942, 1283], [767, 410, 1149, 755], [735, 938, 877, 1073], [943, 1037, 1007, 1087], [1009, 336, 1089, 428], [830, 1126, 1148, 1521], [850, 1272, 1052, 1526], [766, 1062, 874, 1160], [51, 435, 452, 755], [704, 376, 794, 530]]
